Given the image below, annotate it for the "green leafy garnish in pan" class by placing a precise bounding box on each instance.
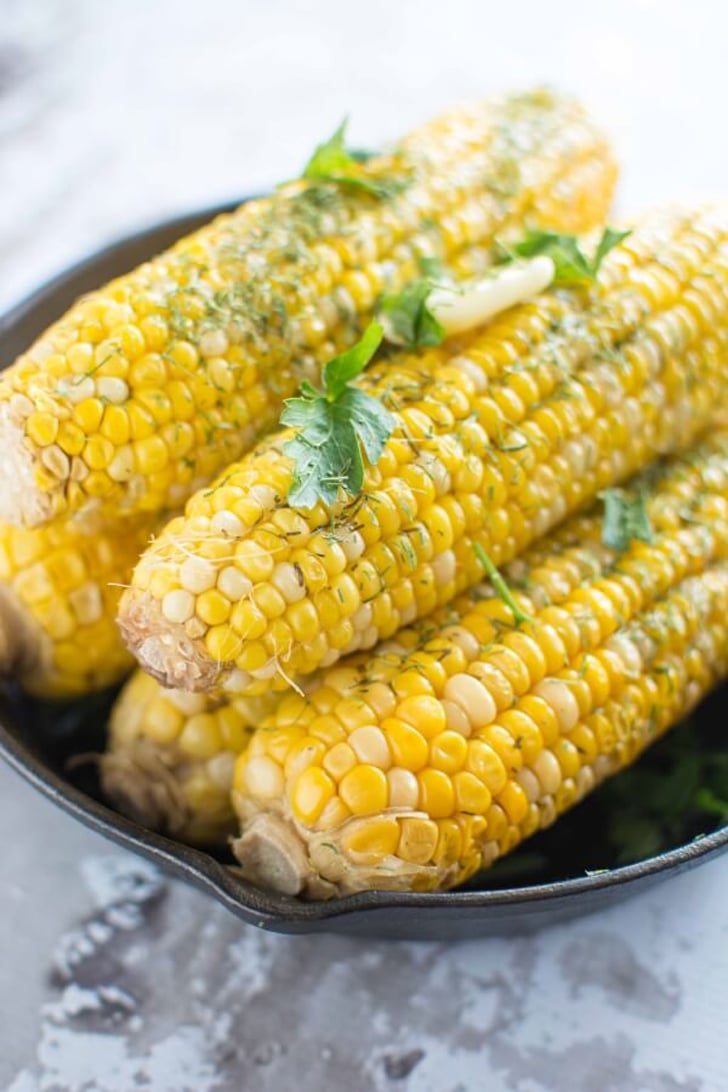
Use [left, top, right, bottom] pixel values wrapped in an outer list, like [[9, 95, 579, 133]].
[[600, 487, 654, 551], [281, 323, 395, 508], [509, 226, 631, 286], [302, 120, 406, 199]]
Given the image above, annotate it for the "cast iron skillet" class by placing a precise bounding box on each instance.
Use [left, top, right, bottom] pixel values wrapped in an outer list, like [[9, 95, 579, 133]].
[[1, 204, 726, 941]]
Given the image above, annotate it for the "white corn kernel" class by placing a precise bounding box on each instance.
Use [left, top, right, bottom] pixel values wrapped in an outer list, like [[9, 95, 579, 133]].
[[249, 484, 277, 508], [168, 689, 209, 715], [387, 767, 420, 809], [351, 603, 373, 633], [180, 557, 217, 594], [604, 634, 643, 677], [533, 679, 580, 733], [108, 446, 135, 482], [63, 376, 96, 404], [349, 726, 391, 769], [419, 453, 451, 496], [538, 795, 558, 828], [68, 583, 103, 625], [432, 549, 456, 587], [575, 765, 596, 799], [41, 445, 70, 480], [442, 699, 472, 737], [444, 673, 497, 729], [359, 625, 380, 649], [162, 589, 195, 624], [244, 755, 284, 798], [210, 511, 244, 538], [199, 329, 230, 357], [207, 752, 236, 790], [516, 767, 542, 803], [97, 377, 130, 404], [532, 750, 563, 795], [218, 566, 252, 602], [339, 530, 366, 562], [272, 562, 307, 603], [451, 355, 487, 393]]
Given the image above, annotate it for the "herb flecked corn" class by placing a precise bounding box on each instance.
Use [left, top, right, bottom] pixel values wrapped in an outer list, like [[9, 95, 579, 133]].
[[101, 669, 265, 843], [0, 90, 616, 529], [120, 204, 728, 694], [231, 434, 728, 896], [0, 516, 156, 698]]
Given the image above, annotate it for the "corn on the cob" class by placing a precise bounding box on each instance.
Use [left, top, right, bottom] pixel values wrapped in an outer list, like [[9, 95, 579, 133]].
[[101, 670, 263, 843], [120, 203, 728, 694], [0, 90, 615, 530], [231, 433, 728, 896], [0, 516, 157, 698]]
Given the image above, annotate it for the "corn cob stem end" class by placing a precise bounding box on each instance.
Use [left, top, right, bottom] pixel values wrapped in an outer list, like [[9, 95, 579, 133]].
[[100, 738, 193, 836], [232, 813, 338, 899], [118, 590, 222, 691], [0, 407, 55, 527], [0, 585, 38, 682]]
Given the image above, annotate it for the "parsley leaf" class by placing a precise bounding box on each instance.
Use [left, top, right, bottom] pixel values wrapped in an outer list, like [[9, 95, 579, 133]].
[[378, 279, 445, 348], [601, 488, 654, 551], [510, 226, 631, 286], [302, 120, 402, 199], [474, 543, 532, 624], [281, 323, 396, 508], [693, 787, 728, 818], [594, 227, 632, 272]]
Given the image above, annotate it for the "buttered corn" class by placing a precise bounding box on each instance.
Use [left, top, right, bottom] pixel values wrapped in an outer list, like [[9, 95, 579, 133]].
[[0, 516, 156, 698], [0, 90, 615, 529], [231, 433, 728, 896], [120, 204, 728, 694], [101, 669, 264, 843]]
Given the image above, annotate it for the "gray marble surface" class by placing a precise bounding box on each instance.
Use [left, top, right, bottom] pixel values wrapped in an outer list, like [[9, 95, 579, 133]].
[[2, 1, 728, 1088]]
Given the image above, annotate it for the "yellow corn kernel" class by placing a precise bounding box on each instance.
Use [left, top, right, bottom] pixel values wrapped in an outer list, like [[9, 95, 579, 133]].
[[196, 589, 232, 627], [342, 818, 400, 861], [429, 731, 468, 773], [432, 819, 463, 868], [382, 718, 429, 772], [396, 817, 439, 864], [83, 436, 114, 470], [465, 739, 508, 794], [498, 780, 529, 825], [73, 398, 104, 434], [204, 625, 243, 663], [230, 600, 267, 640], [323, 742, 358, 781], [417, 768, 455, 819], [339, 764, 389, 815], [179, 713, 223, 759], [291, 767, 335, 824], [497, 709, 544, 764], [134, 436, 169, 475], [26, 412, 59, 447], [453, 771, 492, 814], [395, 694, 446, 738]]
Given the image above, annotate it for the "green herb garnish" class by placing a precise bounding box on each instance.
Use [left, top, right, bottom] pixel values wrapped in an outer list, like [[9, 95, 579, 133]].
[[378, 279, 445, 349], [474, 543, 532, 624], [281, 323, 395, 508], [601, 488, 654, 551], [509, 226, 631, 286], [302, 120, 402, 199]]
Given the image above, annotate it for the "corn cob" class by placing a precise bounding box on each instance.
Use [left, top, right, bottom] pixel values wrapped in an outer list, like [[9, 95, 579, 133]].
[[119, 203, 728, 694], [231, 433, 728, 896], [0, 90, 615, 530], [0, 516, 156, 699], [101, 670, 263, 843]]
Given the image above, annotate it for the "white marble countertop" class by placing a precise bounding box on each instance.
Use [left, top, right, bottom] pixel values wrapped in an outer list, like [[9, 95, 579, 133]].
[[2, 1, 727, 1088]]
